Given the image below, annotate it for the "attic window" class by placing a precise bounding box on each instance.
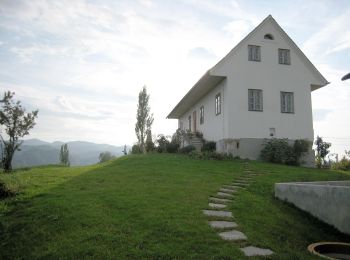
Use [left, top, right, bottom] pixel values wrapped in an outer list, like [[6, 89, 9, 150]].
[[264, 34, 274, 40]]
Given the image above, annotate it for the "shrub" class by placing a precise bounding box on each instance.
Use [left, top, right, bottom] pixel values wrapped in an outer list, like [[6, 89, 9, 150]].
[[260, 138, 309, 166], [179, 145, 196, 154], [201, 141, 216, 152], [0, 181, 15, 199], [332, 151, 350, 171], [131, 144, 142, 154]]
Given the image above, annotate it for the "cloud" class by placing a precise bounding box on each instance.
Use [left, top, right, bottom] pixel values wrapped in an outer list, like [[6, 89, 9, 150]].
[[187, 47, 216, 60]]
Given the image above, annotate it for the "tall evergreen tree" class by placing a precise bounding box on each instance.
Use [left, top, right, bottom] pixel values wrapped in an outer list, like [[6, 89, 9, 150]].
[[135, 86, 154, 153], [0, 91, 38, 172], [59, 143, 70, 166]]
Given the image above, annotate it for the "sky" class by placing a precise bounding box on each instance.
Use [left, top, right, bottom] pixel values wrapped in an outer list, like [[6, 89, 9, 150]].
[[0, 0, 349, 156]]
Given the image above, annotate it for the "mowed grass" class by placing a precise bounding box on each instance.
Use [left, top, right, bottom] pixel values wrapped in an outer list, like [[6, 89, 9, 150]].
[[0, 154, 349, 259]]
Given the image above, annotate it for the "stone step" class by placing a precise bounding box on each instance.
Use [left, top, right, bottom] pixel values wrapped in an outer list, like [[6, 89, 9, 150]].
[[202, 210, 233, 218], [224, 185, 243, 189], [208, 221, 238, 229], [217, 192, 234, 198], [209, 197, 232, 203], [219, 230, 247, 241], [240, 246, 274, 257], [208, 203, 226, 209], [219, 188, 236, 194]]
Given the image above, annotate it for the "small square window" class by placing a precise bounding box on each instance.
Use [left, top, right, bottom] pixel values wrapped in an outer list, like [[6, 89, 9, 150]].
[[278, 49, 291, 65], [200, 106, 204, 124], [215, 93, 221, 115], [281, 92, 294, 113], [248, 89, 263, 111], [248, 45, 261, 62]]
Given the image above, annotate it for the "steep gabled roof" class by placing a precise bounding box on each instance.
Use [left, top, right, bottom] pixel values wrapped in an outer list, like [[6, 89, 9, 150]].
[[167, 15, 328, 119]]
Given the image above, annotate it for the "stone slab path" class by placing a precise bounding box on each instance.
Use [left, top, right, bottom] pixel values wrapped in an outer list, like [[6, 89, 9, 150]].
[[209, 203, 227, 209], [202, 210, 232, 218], [209, 221, 238, 229], [202, 162, 274, 257], [240, 246, 274, 256]]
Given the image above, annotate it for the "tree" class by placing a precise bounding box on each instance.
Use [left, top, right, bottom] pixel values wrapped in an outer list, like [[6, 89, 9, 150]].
[[145, 130, 154, 152], [0, 91, 38, 172], [122, 145, 127, 155], [135, 86, 154, 153], [59, 143, 70, 166], [99, 151, 115, 163], [315, 136, 331, 168]]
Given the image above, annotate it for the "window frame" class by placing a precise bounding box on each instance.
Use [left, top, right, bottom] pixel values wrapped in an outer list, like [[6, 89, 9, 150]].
[[248, 89, 263, 112], [215, 93, 221, 115], [248, 45, 261, 62], [188, 115, 191, 131], [199, 106, 204, 125], [278, 48, 291, 65], [280, 91, 294, 113]]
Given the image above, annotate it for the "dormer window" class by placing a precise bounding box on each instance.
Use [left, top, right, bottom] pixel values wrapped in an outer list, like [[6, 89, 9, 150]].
[[264, 34, 274, 40]]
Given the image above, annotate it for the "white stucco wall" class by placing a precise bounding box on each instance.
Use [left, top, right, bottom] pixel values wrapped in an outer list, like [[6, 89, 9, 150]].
[[210, 19, 322, 141], [178, 80, 227, 142]]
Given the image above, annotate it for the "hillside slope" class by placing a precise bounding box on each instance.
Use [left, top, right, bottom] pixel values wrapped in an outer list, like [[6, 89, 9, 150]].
[[0, 154, 349, 259]]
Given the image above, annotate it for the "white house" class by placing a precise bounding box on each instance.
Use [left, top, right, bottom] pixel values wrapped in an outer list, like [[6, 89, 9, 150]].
[[167, 15, 328, 166]]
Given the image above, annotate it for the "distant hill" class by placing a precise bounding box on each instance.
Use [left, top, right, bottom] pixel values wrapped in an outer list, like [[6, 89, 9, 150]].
[[11, 139, 128, 168]]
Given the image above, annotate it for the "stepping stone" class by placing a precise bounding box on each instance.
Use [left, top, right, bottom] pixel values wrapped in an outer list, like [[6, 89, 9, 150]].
[[202, 210, 232, 218], [209, 221, 238, 229], [209, 197, 232, 203], [217, 192, 234, 198], [240, 246, 274, 256], [219, 188, 236, 193], [219, 230, 247, 241], [222, 185, 240, 190], [233, 183, 249, 186], [209, 203, 226, 209]]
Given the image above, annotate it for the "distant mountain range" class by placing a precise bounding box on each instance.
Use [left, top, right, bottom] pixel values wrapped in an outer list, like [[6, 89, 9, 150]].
[[11, 139, 128, 168]]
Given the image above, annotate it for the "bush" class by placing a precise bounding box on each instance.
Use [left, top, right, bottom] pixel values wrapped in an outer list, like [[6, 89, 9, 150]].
[[260, 138, 309, 166], [201, 141, 216, 152], [179, 145, 196, 154], [131, 144, 142, 154], [166, 143, 179, 153], [0, 181, 15, 199], [332, 151, 350, 171]]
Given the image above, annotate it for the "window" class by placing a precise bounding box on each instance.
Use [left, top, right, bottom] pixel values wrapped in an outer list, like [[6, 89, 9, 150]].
[[278, 49, 290, 65], [200, 106, 204, 124], [188, 115, 191, 131], [281, 92, 294, 113], [264, 34, 274, 40], [248, 89, 263, 111], [248, 45, 261, 61], [215, 93, 221, 115]]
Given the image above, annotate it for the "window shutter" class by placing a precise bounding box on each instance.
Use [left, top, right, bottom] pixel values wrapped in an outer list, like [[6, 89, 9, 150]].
[[281, 92, 286, 112], [248, 46, 252, 61]]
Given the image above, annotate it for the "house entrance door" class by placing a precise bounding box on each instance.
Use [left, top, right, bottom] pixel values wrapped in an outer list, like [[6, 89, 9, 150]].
[[193, 111, 197, 132]]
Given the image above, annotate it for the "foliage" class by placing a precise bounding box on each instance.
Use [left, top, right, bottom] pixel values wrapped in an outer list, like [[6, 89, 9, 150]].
[[145, 130, 154, 152], [0, 180, 15, 199], [189, 151, 233, 160], [131, 144, 141, 154], [155, 135, 169, 153], [59, 143, 70, 166], [332, 151, 350, 171], [260, 138, 309, 166], [0, 91, 38, 172], [314, 136, 331, 168], [135, 86, 154, 153], [201, 141, 216, 152], [179, 145, 196, 154], [99, 151, 115, 163]]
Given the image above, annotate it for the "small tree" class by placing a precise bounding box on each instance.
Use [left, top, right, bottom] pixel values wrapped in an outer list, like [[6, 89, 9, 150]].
[[135, 86, 154, 153], [59, 143, 70, 166], [122, 145, 127, 155], [315, 136, 331, 168], [99, 151, 115, 163], [0, 91, 38, 172]]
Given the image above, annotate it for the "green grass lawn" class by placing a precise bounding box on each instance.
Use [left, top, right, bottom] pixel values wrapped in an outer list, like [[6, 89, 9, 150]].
[[0, 154, 349, 259]]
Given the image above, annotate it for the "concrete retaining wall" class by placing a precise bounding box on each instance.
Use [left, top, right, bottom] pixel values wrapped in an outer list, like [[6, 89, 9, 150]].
[[275, 181, 350, 235]]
